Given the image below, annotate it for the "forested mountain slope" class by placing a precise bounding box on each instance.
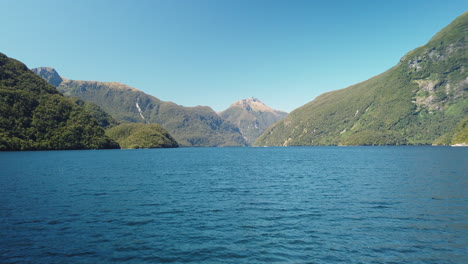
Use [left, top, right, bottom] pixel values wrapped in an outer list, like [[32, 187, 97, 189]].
[[0, 53, 118, 150], [255, 13, 467, 146]]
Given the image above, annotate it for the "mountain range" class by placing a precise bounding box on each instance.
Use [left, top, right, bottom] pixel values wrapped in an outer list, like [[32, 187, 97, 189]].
[[255, 12, 467, 146], [32, 68, 288, 147], [32, 68, 250, 147], [2, 13, 466, 150]]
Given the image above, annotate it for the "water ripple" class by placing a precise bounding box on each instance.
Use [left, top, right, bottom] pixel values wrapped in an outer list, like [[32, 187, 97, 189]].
[[0, 147, 467, 264]]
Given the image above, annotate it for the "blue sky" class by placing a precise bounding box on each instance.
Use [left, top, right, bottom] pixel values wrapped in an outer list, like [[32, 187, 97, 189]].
[[1, 0, 466, 112]]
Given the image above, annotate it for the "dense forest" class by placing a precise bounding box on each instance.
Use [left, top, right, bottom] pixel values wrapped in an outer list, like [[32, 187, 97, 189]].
[[0, 53, 119, 150]]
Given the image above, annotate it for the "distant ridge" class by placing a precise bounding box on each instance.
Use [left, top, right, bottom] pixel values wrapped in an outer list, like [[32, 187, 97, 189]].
[[33, 68, 247, 147], [220, 97, 287, 144]]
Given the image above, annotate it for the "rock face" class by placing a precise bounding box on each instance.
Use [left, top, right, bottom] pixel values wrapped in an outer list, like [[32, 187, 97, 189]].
[[219, 97, 287, 144], [255, 12, 467, 146], [31, 67, 63, 87], [33, 69, 247, 147]]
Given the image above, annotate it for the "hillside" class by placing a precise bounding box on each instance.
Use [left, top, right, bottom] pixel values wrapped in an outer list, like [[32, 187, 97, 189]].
[[68, 97, 120, 129], [219, 97, 287, 144], [255, 13, 467, 146], [0, 53, 119, 150], [32, 69, 247, 147], [106, 123, 179, 149]]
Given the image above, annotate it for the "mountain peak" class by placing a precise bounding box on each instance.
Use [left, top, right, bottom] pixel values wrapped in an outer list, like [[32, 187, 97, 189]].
[[220, 98, 288, 144], [246, 97, 261, 102], [31, 67, 63, 87], [231, 97, 278, 113], [32, 66, 56, 72]]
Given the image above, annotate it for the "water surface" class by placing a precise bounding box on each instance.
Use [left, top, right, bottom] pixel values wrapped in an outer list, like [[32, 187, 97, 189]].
[[1, 147, 467, 263]]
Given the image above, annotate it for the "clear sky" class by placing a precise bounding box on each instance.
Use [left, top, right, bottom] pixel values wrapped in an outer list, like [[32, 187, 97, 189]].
[[1, 0, 466, 112]]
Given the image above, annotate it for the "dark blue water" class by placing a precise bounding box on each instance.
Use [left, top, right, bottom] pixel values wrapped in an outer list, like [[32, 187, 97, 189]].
[[1, 147, 467, 264]]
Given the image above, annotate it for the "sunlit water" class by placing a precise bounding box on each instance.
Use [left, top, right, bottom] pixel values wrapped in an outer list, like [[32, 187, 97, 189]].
[[1, 146, 467, 263]]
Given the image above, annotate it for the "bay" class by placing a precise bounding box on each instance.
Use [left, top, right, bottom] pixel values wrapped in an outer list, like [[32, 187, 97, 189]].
[[0, 146, 467, 263]]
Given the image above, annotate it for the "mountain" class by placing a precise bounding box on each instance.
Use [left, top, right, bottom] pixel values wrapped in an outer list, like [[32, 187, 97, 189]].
[[219, 97, 287, 144], [0, 53, 119, 150], [31, 67, 63, 87], [30, 68, 120, 129], [106, 123, 179, 149], [32, 70, 247, 147], [68, 97, 120, 129], [255, 13, 467, 146]]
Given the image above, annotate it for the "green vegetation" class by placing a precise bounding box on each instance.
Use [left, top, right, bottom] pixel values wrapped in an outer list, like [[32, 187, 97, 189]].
[[0, 53, 119, 151], [339, 130, 408, 146], [255, 13, 467, 146], [33, 70, 247, 147], [106, 123, 178, 149], [68, 97, 119, 129], [451, 117, 468, 145]]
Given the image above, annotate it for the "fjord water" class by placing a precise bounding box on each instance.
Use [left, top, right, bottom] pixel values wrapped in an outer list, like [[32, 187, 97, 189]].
[[1, 147, 467, 264]]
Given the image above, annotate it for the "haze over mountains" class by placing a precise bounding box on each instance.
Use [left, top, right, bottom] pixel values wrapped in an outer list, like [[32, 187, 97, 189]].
[[255, 12, 468, 146]]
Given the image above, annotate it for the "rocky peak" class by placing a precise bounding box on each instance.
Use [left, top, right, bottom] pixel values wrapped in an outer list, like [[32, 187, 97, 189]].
[[220, 97, 288, 145], [31, 67, 63, 87], [231, 97, 278, 113]]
